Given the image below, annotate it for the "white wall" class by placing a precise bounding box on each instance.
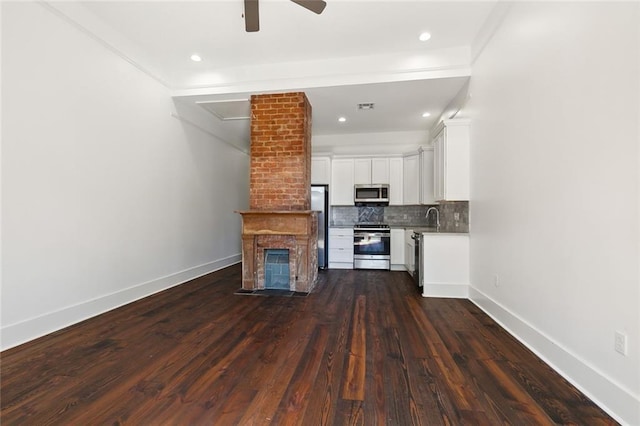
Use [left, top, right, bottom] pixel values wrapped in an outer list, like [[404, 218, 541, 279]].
[[467, 2, 639, 424], [1, 2, 249, 350]]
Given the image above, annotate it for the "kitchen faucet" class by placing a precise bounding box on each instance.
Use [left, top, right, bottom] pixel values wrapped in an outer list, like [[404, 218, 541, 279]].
[[425, 207, 440, 230]]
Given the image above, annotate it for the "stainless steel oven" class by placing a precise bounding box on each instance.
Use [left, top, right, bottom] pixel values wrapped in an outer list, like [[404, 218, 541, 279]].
[[353, 224, 391, 270]]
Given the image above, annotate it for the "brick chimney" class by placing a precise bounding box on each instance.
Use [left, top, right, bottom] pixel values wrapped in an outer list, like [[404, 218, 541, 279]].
[[249, 92, 312, 211], [237, 92, 318, 293]]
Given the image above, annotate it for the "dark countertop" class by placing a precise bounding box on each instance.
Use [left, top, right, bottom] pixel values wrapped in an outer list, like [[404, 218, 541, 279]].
[[409, 227, 469, 235], [329, 223, 468, 234]]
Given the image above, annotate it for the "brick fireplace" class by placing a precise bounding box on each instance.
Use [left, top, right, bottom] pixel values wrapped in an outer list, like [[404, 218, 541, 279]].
[[237, 92, 318, 292]]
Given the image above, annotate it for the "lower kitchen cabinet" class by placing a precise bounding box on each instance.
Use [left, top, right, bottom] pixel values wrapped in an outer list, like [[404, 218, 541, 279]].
[[328, 227, 354, 269], [404, 229, 415, 275], [390, 228, 405, 270], [421, 233, 469, 298]]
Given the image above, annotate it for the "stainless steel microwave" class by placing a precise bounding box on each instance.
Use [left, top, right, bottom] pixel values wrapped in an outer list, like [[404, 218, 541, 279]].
[[354, 184, 389, 206]]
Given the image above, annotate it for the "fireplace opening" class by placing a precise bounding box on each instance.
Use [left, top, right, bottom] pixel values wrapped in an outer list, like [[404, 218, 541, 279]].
[[264, 249, 290, 290]]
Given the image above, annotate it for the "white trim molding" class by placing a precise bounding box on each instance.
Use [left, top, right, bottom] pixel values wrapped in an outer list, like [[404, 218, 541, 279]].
[[1, 255, 241, 351], [469, 287, 640, 426], [422, 283, 469, 299]]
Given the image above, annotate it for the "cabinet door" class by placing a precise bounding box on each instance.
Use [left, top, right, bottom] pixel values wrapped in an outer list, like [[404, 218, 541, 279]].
[[443, 122, 470, 200], [433, 131, 445, 201], [353, 159, 371, 185], [421, 148, 435, 204], [388, 157, 403, 205], [403, 154, 420, 205], [330, 159, 354, 205], [433, 120, 470, 202], [404, 229, 415, 273], [371, 158, 390, 184], [390, 229, 405, 265], [311, 157, 331, 185], [422, 234, 469, 298], [328, 228, 354, 269]]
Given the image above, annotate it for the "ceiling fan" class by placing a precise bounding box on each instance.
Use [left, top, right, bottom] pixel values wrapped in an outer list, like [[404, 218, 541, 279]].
[[244, 0, 327, 32]]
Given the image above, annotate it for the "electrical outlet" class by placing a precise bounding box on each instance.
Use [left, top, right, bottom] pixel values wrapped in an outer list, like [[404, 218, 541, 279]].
[[493, 274, 499, 287], [614, 331, 628, 356], [454, 212, 460, 221]]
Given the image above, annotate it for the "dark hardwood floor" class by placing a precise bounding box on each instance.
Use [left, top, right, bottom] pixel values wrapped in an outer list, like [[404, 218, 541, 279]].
[[1, 264, 616, 425]]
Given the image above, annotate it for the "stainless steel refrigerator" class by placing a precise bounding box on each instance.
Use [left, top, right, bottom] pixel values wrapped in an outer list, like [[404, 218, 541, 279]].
[[311, 185, 329, 269]]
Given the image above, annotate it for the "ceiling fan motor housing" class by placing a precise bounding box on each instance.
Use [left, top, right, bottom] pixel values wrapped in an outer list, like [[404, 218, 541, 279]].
[[244, 0, 327, 32]]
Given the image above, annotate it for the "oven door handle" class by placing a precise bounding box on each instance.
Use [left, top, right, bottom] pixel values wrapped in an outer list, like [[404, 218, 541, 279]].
[[354, 232, 389, 238]]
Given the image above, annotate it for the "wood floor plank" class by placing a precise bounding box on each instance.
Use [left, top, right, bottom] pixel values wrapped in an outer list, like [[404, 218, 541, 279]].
[[342, 295, 367, 401], [271, 324, 329, 425], [0, 265, 618, 425], [364, 281, 388, 426]]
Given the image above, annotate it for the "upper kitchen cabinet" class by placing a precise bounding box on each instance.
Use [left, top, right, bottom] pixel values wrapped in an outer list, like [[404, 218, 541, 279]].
[[371, 158, 390, 184], [420, 147, 435, 204], [326, 155, 402, 205], [311, 156, 331, 185], [330, 158, 355, 205], [403, 153, 420, 205], [388, 157, 403, 205], [354, 158, 389, 185], [433, 119, 470, 201]]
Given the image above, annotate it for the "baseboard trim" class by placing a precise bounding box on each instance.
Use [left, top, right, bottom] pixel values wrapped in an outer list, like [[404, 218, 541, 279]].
[[422, 282, 469, 298], [469, 287, 640, 426], [390, 264, 407, 272], [1, 254, 241, 351]]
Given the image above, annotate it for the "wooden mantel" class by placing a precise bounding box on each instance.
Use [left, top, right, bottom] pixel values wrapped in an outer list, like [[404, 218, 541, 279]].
[[236, 210, 318, 292], [236, 210, 318, 235]]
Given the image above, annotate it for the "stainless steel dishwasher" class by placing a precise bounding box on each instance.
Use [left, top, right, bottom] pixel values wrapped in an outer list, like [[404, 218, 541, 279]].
[[411, 231, 423, 287]]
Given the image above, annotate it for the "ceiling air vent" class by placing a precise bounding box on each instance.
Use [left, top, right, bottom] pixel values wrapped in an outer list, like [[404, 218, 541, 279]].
[[357, 103, 375, 110]]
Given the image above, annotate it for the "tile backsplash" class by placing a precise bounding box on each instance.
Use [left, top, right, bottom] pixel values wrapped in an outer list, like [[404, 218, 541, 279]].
[[331, 201, 469, 232], [357, 207, 384, 224], [438, 201, 470, 232]]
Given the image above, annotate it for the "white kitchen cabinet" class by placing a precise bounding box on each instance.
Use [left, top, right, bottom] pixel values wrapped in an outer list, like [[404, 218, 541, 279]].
[[354, 158, 372, 184], [420, 147, 435, 204], [311, 156, 331, 185], [403, 153, 420, 205], [330, 159, 354, 205], [328, 227, 354, 269], [390, 228, 405, 270], [433, 119, 470, 201], [354, 157, 389, 185], [388, 157, 403, 205], [404, 229, 415, 275], [371, 158, 389, 184], [421, 233, 469, 298]]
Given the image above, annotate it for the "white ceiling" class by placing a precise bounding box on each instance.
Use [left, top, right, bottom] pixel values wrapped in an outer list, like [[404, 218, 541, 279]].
[[49, 0, 498, 151]]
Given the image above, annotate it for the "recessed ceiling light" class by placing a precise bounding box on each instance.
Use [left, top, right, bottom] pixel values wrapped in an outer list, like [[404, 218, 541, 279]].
[[419, 32, 431, 42], [338, 117, 347, 123], [422, 112, 431, 118], [190, 54, 202, 62]]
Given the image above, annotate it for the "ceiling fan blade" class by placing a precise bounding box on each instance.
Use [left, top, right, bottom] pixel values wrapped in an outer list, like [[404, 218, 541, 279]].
[[290, 0, 327, 14], [244, 0, 259, 32]]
